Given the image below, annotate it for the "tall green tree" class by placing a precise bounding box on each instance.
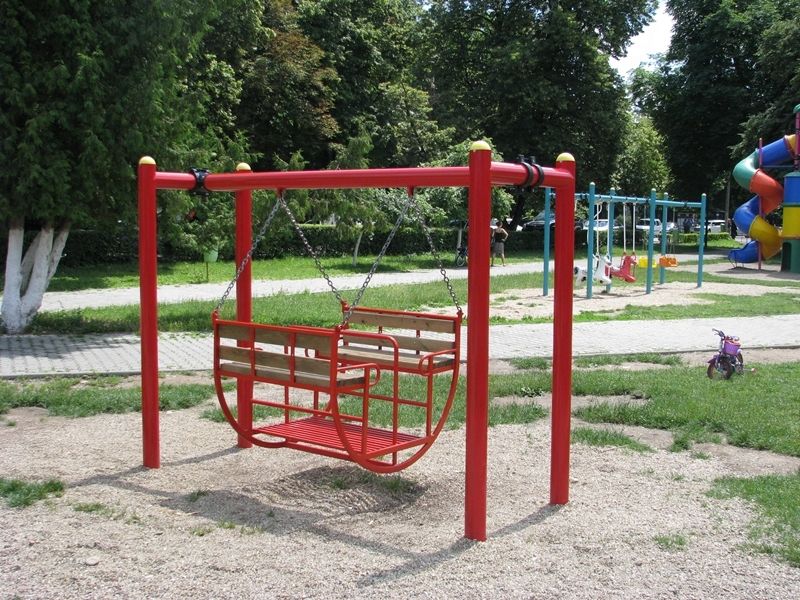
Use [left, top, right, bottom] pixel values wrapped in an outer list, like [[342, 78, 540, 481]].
[[296, 0, 422, 161], [644, 0, 800, 203], [612, 115, 673, 195], [0, 1, 241, 333], [732, 0, 800, 155], [235, 0, 339, 169], [417, 1, 655, 189]]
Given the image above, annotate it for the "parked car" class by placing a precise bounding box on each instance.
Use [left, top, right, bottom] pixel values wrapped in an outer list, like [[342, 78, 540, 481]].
[[635, 218, 662, 233], [522, 211, 582, 232], [582, 218, 621, 232], [707, 219, 726, 233], [693, 219, 727, 233]]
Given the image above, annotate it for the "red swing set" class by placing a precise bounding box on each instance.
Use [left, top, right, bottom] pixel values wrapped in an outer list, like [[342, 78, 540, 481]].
[[137, 143, 577, 541], [211, 189, 463, 473]]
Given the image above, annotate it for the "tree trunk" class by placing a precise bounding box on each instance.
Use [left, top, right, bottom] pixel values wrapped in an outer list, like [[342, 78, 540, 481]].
[[352, 229, 363, 267], [1, 217, 70, 334]]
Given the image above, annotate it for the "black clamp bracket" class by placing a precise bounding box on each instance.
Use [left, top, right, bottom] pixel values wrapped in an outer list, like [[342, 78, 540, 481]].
[[188, 167, 211, 196], [515, 155, 543, 190]]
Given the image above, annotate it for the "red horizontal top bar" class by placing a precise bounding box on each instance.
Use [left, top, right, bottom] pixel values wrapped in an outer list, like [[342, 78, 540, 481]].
[[150, 161, 572, 192]]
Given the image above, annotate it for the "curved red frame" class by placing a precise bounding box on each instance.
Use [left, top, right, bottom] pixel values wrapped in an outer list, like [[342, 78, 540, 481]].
[[137, 146, 576, 541]]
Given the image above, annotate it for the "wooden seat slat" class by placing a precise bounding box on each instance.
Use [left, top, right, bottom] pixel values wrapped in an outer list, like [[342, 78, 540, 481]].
[[344, 333, 453, 353], [218, 323, 333, 352], [219, 361, 365, 387], [347, 310, 456, 334], [219, 345, 331, 375], [337, 347, 454, 370]]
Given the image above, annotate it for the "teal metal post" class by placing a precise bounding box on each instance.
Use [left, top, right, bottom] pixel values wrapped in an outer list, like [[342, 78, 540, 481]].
[[543, 188, 552, 296], [586, 183, 596, 299], [645, 190, 656, 293], [698, 193, 706, 287], [660, 197, 669, 284]]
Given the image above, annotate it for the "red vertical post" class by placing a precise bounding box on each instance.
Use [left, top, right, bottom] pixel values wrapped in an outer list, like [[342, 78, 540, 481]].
[[235, 163, 254, 448], [550, 153, 576, 504], [464, 141, 492, 541], [138, 157, 160, 468]]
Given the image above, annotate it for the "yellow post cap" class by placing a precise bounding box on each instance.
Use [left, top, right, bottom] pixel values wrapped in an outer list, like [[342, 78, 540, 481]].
[[556, 152, 575, 162], [470, 140, 492, 152], [236, 162, 252, 171], [139, 156, 156, 166]]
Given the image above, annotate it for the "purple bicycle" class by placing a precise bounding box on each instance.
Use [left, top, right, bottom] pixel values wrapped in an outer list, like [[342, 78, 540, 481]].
[[707, 329, 745, 380]]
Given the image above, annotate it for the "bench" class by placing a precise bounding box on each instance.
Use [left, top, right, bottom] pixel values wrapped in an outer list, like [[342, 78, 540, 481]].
[[339, 305, 462, 376], [216, 322, 370, 390], [212, 316, 448, 469]]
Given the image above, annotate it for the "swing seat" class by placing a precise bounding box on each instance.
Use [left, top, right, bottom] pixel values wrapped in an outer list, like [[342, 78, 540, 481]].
[[213, 313, 456, 472], [339, 304, 461, 376], [609, 254, 637, 283], [659, 255, 678, 267]]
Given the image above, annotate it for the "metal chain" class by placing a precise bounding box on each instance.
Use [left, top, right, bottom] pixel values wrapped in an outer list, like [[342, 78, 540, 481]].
[[214, 197, 282, 315], [341, 195, 414, 325], [277, 193, 345, 304], [407, 194, 463, 313]]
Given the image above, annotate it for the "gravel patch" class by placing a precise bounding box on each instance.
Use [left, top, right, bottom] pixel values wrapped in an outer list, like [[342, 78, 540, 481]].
[[1, 402, 799, 599]]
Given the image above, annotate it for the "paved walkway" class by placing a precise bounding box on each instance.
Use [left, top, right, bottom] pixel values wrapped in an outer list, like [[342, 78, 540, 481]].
[[2, 255, 796, 378], [2, 315, 798, 378], [36, 252, 712, 313]]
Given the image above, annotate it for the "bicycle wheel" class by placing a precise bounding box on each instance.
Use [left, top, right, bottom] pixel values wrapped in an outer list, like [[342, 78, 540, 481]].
[[456, 251, 467, 267], [707, 358, 733, 380], [734, 352, 744, 374]]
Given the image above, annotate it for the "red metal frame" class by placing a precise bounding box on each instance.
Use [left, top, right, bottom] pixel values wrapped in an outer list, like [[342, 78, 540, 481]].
[[137, 145, 576, 540]]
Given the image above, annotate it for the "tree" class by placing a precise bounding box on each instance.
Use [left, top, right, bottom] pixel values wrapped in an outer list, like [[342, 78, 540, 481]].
[[296, 0, 422, 159], [732, 1, 800, 155], [416, 1, 654, 190], [612, 115, 673, 195], [0, 1, 239, 333], [646, 0, 772, 202], [234, 0, 339, 169]]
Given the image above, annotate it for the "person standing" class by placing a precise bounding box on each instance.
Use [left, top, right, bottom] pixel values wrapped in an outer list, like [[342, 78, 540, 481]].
[[491, 219, 509, 267]]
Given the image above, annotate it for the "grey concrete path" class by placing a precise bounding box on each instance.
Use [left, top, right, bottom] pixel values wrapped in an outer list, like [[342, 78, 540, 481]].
[[2, 314, 798, 378], [36, 253, 710, 312], [4, 252, 790, 379]]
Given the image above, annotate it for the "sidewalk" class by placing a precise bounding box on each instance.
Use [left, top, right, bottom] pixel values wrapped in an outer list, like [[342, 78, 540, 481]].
[[3, 314, 799, 378], [37, 253, 711, 312], [4, 254, 792, 379]]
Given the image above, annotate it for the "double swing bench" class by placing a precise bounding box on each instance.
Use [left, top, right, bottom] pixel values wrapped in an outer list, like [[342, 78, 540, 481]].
[[213, 191, 462, 473]]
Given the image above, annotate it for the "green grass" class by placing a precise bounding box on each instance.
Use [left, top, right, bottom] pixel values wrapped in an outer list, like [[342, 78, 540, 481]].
[[571, 427, 653, 452], [0, 478, 64, 507], [573, 353, 683, 368], [709, 473, 800, 566], [572, 362, 800, 457], [41, 251, 545, 292], [509, 357, 550, 370], [29, 262, 800, 334], [0, 377, 215, 418], [654, 533, 689, 551]]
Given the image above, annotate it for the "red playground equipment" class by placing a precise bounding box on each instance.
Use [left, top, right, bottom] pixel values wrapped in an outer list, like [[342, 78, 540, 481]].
[[607, 253, 637, 282], [137, 143, 577, 541]]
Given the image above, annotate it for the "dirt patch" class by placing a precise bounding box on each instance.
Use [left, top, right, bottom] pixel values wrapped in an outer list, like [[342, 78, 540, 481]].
[[492, 392, 646, 411], [2, 408, 799, 599]]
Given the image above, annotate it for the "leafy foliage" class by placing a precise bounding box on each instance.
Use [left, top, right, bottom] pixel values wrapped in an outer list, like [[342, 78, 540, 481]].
[[612, 115, 672, 194]]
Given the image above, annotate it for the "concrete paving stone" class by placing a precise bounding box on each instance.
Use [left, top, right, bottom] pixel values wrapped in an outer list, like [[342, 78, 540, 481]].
[[3, 256, 797, 378]]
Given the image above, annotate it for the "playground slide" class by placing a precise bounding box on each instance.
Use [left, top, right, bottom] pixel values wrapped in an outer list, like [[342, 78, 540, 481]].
[[729, 134, 796, 263]]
